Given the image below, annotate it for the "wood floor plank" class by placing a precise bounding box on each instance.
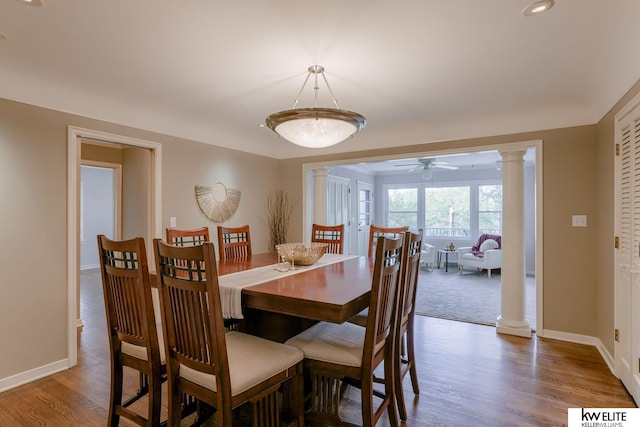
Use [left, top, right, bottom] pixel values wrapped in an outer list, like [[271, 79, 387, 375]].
[[0, 269, 635, 426]]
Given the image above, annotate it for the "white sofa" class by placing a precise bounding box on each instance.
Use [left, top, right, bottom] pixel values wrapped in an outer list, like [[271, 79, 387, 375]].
[[457, 234, 502, 278], [421, 243, 436, 271]]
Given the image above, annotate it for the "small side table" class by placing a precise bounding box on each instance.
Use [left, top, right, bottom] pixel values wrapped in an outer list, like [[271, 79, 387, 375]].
[[437, 249, 458, 272]]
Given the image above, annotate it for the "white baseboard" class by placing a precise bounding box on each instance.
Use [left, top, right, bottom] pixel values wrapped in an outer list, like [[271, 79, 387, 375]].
[[80, 264, 99, 270], [595, 339, 616, 375], [0, 359, 69, 393], [540, 329, 616, 375]]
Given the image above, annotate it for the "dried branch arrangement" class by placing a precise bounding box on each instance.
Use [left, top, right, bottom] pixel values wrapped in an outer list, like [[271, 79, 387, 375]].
[[264, 189, 298, 251]]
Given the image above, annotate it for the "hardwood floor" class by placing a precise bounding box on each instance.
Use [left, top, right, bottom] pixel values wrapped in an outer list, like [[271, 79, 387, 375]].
[[0, 269, 635, 426]]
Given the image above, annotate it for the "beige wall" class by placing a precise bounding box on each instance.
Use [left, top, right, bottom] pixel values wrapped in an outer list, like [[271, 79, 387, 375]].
[[160, 135, 280, 253], [0, 99, 69, 379], [81, 143, 123, 164], [0, 97, 279, 381], [122, 147, 151, 241]]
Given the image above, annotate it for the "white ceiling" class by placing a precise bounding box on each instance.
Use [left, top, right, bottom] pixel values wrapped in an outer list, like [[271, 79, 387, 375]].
[[1, 0, 639, 160]]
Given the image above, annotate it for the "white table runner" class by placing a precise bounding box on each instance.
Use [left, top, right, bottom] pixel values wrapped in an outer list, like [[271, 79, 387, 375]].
[[220, 253, 359, 319]]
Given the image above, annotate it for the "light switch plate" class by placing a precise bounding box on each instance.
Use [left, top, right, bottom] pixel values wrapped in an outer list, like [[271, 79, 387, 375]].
[[170, 216, 177, 227], [572, 215, 587, 227]]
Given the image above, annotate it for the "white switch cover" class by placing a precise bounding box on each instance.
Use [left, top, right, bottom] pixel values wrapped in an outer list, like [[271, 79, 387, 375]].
[[572, 215, 587, 227], [170, 216, 177, 227]]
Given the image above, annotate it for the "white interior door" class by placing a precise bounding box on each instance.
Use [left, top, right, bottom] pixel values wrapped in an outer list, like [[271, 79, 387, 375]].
[[615, 93, 640, 403], [357, 181, 374, 256]]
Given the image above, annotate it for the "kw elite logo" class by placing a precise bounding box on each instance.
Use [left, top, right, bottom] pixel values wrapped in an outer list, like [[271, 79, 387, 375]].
[[568, 408, 639, 427]]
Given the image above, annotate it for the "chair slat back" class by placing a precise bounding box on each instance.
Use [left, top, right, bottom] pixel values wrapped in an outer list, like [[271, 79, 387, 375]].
[[97, 235, 158, 353], [364, 235, 404, 365], [217, 225, 252, 261], [153, 240, 229, 387], [368, 225, 409, 257], [311, 223, 344, 254], [400, 230, 423, 327], [166, 227, 210, 247]]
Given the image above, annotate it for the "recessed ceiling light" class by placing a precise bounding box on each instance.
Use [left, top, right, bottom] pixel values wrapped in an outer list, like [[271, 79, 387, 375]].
[[16, 0, 43, 7], [522, 0, 554, 16]]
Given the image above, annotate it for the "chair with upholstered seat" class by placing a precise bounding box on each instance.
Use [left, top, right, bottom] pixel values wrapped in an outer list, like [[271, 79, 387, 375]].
[[368, 224, 409, 257], [395, 230, 423, 421], [166, 226, 210, 247], [153, 239, 304, 427], [457, 233, 502, 278], [349, 230, 423, 421], [311, 223, 344, 254], [420, 243, 436, 271], [97, 235, 165, 427], [285, 234, 405, 426], [217, 225, 252, 261], [349, 224, 408, 328]]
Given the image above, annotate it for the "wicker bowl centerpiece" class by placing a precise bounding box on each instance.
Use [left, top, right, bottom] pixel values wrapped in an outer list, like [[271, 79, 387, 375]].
[[276, 242, 328, 266]]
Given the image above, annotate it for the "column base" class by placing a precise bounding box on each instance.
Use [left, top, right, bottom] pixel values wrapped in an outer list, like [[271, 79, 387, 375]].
[[496, 316, 531, 338]]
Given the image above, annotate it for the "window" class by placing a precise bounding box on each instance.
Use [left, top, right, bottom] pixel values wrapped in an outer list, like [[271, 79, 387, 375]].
[[478, 184, 502, 234], [425, 186, 470, 237], [387, 188, 418, 228], [383, 181, 502, 239], [359, 187, 373, 227]]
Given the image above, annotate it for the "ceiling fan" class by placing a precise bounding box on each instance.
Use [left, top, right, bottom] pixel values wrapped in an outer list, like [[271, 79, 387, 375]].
[[395, 158, 459, 179]]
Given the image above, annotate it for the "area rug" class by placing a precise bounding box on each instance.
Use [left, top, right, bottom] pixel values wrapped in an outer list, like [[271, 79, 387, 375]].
[[414, 266, 536, 328]]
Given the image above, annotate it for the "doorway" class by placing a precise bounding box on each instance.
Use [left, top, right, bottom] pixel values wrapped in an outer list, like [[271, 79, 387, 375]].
[[66, 127, 162, 367], [302, 141, 543, 335], [357, 181, 374, 256], [80, 163, 121, 270]]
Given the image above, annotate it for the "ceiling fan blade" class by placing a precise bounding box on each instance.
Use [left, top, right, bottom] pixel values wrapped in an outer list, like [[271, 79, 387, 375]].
[[434, 164, 458, 170], [394, 163, 421, 167], [406, 166, 423, 173]]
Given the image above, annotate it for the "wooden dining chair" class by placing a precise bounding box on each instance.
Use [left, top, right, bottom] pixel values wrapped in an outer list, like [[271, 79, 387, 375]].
[[395, 230, 423, 421], [350, 223, 407, 330], [97, 235, 165, 427], [165, 226, 210, 246], [368, 224, 409, 257], [285, 234, 405, 427], [217, 225, 252, 260], [152, 239, 304, 427], [311, 223, 344, 254]]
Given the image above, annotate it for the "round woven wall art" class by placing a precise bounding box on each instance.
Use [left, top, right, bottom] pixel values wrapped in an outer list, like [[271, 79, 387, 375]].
[[195, 182, 241, 222]]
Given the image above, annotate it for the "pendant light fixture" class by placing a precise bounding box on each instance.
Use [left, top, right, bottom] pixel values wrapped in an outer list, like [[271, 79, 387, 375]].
[[265, 65, 366, 148]]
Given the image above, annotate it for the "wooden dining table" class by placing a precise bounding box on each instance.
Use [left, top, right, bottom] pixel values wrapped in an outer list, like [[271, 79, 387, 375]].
[[224, 252, 373, 341], [153, 252, 374, 342]]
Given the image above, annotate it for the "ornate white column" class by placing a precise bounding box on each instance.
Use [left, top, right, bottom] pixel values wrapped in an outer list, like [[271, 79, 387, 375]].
[[496, 149, 531, 338], [312, 167, 328, 225]]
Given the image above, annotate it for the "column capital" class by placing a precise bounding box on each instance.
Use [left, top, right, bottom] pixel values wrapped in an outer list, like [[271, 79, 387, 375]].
[[499, 149, 526, 162], [310, 166, 328, 178]]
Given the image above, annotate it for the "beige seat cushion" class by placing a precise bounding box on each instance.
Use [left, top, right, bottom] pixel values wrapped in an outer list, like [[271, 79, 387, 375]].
[[121, 323, 167, 364], [285, 321, 365, 367], [179, 331, 303, 396]]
